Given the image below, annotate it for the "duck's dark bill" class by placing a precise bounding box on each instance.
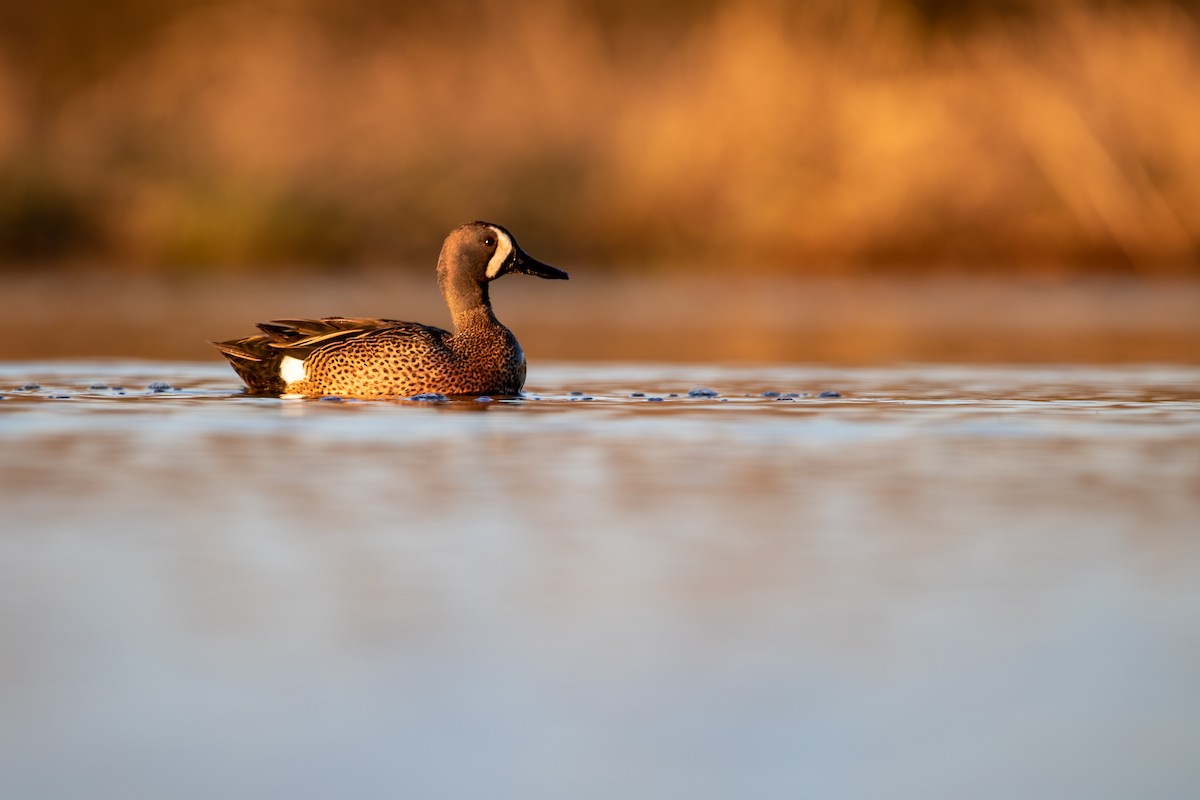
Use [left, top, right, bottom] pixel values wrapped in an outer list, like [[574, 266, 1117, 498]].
[[515, 252, 569, 280]]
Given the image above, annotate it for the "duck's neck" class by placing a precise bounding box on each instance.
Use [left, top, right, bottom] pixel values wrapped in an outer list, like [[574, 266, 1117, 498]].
[[439, 268, 497, 333]]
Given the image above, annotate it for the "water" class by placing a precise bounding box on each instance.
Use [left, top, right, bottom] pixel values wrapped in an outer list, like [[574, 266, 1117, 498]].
[[2, 361, 1199, 800]]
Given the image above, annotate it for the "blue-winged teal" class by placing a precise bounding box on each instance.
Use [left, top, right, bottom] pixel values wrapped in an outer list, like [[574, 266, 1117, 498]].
[[212, 221, 568, 397]]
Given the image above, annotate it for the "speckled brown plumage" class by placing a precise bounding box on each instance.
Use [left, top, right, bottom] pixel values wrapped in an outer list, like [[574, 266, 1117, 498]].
[[211, 222, 568, 397]]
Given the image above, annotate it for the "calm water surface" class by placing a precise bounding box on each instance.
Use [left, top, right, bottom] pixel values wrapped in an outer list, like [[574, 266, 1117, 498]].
[[2, 361, 1199, 800]]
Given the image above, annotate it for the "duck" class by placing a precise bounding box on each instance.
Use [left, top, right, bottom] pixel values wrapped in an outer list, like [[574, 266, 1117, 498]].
[[212, 221, 568, 397]]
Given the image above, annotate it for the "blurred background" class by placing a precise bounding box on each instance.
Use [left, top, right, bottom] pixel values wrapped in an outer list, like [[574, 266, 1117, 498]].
[[1, 0, 1198, 362]]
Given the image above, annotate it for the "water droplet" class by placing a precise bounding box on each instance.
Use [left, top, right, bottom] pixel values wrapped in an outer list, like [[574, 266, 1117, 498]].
[[688, 387, 719, 397], [147, 382, 172, 392], [818, 390, 842, 398]]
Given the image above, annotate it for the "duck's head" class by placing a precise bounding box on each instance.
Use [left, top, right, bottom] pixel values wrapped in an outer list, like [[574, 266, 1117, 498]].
[[439, 221, 569, 287]]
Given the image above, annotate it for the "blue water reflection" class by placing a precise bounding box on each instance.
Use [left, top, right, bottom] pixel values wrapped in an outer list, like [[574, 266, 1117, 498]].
[[2, 362, 1198, 799]]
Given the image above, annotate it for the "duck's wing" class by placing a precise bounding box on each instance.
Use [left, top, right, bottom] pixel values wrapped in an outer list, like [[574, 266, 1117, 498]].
[[211, 317, 446, 393], [256, 317, 431, 352], [215, 317, 442, 359]]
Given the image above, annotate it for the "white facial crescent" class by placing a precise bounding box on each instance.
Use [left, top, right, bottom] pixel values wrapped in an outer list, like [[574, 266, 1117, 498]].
[[484, 228, 514, 280]]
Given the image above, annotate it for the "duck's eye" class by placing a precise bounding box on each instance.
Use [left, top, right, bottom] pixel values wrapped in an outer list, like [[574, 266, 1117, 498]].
[[483, 236, 496, 247]]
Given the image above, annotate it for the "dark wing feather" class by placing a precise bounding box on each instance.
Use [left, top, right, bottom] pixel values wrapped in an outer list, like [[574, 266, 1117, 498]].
[[254, 317, 436, 356], [209, 333, 287, 393]]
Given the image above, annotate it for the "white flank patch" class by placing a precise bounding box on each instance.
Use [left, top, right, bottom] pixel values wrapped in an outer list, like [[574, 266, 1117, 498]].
[[484, 228, 514, 279], [279, 355, 307, 385]]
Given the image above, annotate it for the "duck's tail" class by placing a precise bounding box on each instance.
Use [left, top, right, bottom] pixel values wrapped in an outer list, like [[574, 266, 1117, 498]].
[[210, 335, 288, 394]]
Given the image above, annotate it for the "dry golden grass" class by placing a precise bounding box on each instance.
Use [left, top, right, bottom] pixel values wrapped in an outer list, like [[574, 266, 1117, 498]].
[[0, 0, 1198, 273]]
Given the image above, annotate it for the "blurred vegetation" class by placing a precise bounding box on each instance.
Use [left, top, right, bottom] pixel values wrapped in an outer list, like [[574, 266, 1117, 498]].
[[0, 0, 1198, 273]]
